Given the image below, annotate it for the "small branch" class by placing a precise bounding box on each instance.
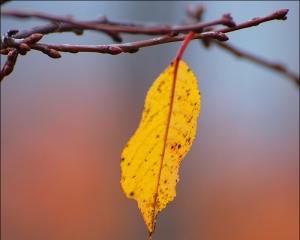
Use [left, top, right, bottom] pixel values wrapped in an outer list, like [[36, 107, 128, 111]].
[[26, 31, 228, 55], [211, 40, 299, 87], [1, 9, 235, 38], [9, 22, 84, 40], [1, 9, 289, 56], [0, 7, 293, 84], [186, 5, 298, 87], [2, 8, 287, 37], [1, 49, 18, 82], [216, 9, 289, 34], [1, 32, 62, 58]]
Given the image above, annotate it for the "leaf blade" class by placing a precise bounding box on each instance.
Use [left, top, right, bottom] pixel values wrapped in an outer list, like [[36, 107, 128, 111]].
[[121, 60, 201, 237]]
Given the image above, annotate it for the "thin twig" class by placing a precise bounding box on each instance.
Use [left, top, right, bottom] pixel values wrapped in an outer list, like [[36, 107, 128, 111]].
[[27, 31, 228, 55], [9, 22, 84, 39], [217, 9, 289, 35], [186, 5, 298, 87], [211, 40, 299, 87], [0, 49, 18, 82], [1, 9, 289, 55], [0, 7, 293, 83], [1, 9, 235, 38]]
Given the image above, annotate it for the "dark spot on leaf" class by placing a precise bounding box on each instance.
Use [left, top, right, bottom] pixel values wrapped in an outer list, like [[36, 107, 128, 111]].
[[156, 135, 160, 138], [187, 68, 191, 72], [164, 180, 167, 183], [145, 159, 147, 162], [127, 163, 130, 166], [121, 158, 125, 162], [130, 192, 134, 196], [157, 81, 165, 92], [178, 144, 181, 149], [133, 175, 136, 178], [171, 146, 174, 149]]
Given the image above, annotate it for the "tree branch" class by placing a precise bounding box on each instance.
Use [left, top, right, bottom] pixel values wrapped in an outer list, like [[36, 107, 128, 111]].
[[216, 9, 288, 34], [1, 9, 289, 56], [186, 6, 298, 87], [0, 49, 18, 82], [0, 9, 236, 42], [209, 40, 299, 87], [1, 6, 295, 85], [26, 31, 228, 55]]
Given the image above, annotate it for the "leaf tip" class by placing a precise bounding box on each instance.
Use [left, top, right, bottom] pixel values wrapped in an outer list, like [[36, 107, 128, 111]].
[[149, 231, 154, 239]]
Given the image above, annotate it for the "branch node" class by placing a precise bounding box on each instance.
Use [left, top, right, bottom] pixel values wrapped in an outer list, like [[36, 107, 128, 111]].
[[47, 49, 61, 58], [97, 15, 108, 24], [216, 32, 229, 41], [201, 31, 229, 41], [19, 43, 31, 51], [275, 9, 289, 20], [222, 13, 236, 28], [185, 4, 205, 22], [1, 49, 19, 81], [169, 32, 179, 37], [26, 33, 44, 44], [108, 46, 123, 55], [7, 29, 19, 37], [1, 49, 10, 55]]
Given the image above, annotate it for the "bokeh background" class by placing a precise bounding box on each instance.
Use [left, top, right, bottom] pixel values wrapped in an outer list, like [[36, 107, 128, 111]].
[[1, 1, 299, 240]]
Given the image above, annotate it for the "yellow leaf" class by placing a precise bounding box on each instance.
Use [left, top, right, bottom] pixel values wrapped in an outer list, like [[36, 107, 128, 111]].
[[120, 60, 201, 237]]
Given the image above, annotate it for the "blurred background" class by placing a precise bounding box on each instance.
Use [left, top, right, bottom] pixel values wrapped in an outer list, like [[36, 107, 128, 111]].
[[1, 1, 299, 240]]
